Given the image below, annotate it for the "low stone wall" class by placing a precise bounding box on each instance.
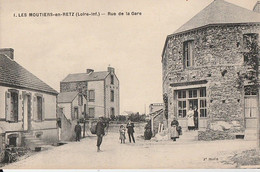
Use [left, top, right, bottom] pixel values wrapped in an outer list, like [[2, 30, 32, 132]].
[[198, 130, 236, 141]]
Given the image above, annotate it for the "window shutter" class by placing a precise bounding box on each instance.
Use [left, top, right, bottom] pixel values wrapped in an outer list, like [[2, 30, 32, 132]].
[[42, 97, 45, 121], [33, 96, 37, 121], [18, 94, 23, 121], [5, 91, 11, 121]]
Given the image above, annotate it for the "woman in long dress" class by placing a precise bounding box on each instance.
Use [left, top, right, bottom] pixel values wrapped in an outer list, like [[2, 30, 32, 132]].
[[170, 117, 179, 141], [187, 107, 195, 131]]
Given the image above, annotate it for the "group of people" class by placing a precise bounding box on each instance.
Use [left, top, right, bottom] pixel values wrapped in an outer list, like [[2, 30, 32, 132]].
[[74, 117, 135, 152], [187, 106, 199, 131]]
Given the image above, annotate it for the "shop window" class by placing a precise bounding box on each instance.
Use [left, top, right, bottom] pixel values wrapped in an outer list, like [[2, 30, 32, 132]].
[[200, 99, 207, 117], [176, 87, 207, 118]]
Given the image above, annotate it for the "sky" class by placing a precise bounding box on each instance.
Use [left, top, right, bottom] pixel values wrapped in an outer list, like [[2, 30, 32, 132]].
[[0, 0, 258, 114]]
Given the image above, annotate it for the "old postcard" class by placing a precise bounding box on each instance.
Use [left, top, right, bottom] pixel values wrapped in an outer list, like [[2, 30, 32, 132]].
[[0, 0, 260, 169]]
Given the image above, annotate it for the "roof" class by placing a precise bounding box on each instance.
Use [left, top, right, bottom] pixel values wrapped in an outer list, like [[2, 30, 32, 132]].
[[57, 91, 78, 103], [174, 0, 260, 34], [61, 71, 109, 83], [0, 54, 58, 95]]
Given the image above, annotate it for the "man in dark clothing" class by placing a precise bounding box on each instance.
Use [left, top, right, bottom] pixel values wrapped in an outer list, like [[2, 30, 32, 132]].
[[126, 120, 135, 143], [194, 106, 199, 130], [96, 117, 107, 152], [74, 121, 82, 142]]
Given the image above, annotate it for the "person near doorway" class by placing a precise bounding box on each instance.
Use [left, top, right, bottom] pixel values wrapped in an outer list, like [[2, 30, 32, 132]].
[[96, 117, 107, 152], [74, 121, 82, 142], [187, 106, 195, 131], [119, 125, 126, 144], [126, 120, 135, 143], [170, 117, 179, 141], [194, 106, 199, 130]]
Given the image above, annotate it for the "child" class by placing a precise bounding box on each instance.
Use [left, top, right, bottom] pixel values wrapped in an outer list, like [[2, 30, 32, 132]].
[[119, 125, 126, 144]]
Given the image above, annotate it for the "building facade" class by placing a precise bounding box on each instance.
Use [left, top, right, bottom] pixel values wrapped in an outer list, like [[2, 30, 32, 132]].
[[162, 0, 260, 140], [60, 67, 119, 119], [0, 48, 59, 150]]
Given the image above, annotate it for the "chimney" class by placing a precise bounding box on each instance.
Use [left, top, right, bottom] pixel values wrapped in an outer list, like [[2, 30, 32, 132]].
[[108, 67, 115, 73], [86, 69, 94, 74], [253, 1, 260, 13], [0, 48, 14, 60]]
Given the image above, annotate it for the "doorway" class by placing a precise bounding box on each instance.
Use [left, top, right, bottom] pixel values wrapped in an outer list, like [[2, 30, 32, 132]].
[[23, 95, 32, 131]]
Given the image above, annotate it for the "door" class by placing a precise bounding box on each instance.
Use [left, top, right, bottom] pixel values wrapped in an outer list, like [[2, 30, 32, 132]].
[[23, 95, 32, 131], [245, 96, 258, 128]]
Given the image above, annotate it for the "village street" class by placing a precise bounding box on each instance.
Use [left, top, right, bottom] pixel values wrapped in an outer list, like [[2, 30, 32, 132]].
[[3, 131, 256, 169]]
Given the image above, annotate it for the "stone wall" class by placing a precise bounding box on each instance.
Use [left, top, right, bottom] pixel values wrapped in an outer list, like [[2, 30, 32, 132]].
[[162, 24, 260, 140]]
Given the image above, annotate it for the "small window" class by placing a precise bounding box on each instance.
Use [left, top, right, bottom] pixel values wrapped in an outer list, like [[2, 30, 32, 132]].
[[110, 90, 114, 102], [177, 90, 186, 99], [183, 40, 194, 68], [88, 108, 95, 118], [111, 107, 115, 117], [37, 96, 43, 121], [78, 95, 83, 106], [111, 75, 114, 85], [73, 107, 79, 120], [88, 90, 95, 102]]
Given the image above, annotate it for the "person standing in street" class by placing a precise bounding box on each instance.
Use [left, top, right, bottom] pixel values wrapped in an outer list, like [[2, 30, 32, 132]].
[[96, 117, 107, 152], [126, 120, 135, 143], [194, 106, 199, 130], [74, 121, 82, 142], [187, 106, 195, 131], [170, 117, 179, 141]]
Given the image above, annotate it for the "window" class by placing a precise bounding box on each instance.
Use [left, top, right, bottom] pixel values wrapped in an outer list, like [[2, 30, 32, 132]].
[[10, 92, 19, 122], [200, 99, 207, 117], [178, 101, 186, 118], [78, 95, 83, 106], [111, 107, 115, 117], [176, 87, 207, 118], [200, 88, 206, 97], [74, 107, 79, 119], [245, 97, 257, 118], [189, 89, 197, 98], [88, 90, 95, 102], [183, 40, 194, 68], [111, 75, 114, 85], [37, 96, 43, 121], [88, 108, 95, 118], [110, 90, 114, 102]]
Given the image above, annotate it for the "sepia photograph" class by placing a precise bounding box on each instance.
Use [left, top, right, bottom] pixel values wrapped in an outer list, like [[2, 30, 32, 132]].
[[0, 0, 260, 170]]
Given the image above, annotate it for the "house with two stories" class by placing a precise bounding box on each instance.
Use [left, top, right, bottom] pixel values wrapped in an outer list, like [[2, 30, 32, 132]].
[[60, 67, 120, 119], [0, 48, 59, 150], [162, 0, 260, 140]]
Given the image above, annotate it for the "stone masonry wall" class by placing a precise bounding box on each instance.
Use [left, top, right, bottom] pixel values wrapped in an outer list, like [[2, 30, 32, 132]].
[[162, 24, 260, 139]]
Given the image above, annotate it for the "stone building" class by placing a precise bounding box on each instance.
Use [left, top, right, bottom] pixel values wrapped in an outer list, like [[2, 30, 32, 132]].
[[0, 48, 59, 150], [60, 67, 119, 119], [162, 0, 260, 140]]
